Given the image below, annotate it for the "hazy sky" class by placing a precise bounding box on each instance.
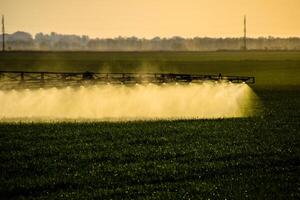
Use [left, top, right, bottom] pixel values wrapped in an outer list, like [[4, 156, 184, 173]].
[[1, 0, 299, 38]]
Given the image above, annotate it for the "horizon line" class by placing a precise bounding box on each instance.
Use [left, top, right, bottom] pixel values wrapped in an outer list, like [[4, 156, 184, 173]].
[[3, 31, 300, 40]]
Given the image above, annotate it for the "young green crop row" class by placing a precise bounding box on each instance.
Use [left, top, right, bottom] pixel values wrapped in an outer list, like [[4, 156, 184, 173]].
[[0, 88, 299, 199]]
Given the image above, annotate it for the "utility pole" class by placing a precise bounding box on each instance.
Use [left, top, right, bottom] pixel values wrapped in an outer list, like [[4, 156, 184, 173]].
[[243, 15, 247, 50], [2, 15, 5, 51]]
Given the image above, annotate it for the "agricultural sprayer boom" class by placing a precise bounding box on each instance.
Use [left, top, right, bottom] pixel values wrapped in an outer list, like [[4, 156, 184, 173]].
[[0, 71, 255, 89]]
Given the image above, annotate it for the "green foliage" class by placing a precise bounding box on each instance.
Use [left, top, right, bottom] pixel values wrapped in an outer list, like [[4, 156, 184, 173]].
[[0, 51, 299, 199], [0, 88, 299, 199]]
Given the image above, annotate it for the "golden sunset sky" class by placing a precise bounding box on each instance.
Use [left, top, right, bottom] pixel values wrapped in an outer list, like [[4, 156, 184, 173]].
[[1, 0, 299, 38]]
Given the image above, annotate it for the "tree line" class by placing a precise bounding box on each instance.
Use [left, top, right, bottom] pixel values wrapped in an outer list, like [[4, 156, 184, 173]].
[[1, 31, 300, 51]]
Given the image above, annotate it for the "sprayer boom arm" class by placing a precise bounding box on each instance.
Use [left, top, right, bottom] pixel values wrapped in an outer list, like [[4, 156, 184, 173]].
[[0, 71, 255, 89]]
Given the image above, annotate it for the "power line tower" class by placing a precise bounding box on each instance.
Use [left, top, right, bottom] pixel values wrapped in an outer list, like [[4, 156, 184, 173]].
[[243, 15, 247, 51], [2, 15, 5, 52]]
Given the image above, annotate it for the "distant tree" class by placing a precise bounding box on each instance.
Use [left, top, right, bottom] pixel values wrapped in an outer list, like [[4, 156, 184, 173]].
[[2, 31, 300, 51]]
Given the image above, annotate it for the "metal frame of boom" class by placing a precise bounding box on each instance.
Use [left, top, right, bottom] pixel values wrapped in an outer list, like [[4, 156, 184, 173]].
[[0, 71, 255, 89]]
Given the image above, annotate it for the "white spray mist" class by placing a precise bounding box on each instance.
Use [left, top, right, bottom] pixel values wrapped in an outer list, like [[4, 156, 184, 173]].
[[0, 82, 257, 121]]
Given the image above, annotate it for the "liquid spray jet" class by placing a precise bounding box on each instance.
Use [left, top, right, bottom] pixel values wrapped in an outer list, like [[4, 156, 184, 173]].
[[0, 82, 257, 122]]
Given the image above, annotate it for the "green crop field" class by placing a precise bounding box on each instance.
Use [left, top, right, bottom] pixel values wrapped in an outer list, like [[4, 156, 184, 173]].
[[0, 51, 300, 199], [0, 51, 300, 86]]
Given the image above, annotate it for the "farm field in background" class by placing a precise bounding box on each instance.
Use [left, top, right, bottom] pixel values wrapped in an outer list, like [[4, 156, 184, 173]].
[[0, 51, 300, 86], [0, 51, 299, 199]]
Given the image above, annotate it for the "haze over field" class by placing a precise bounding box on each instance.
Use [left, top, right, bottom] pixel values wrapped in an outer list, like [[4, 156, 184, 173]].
[[2, 31, 300, 51]]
